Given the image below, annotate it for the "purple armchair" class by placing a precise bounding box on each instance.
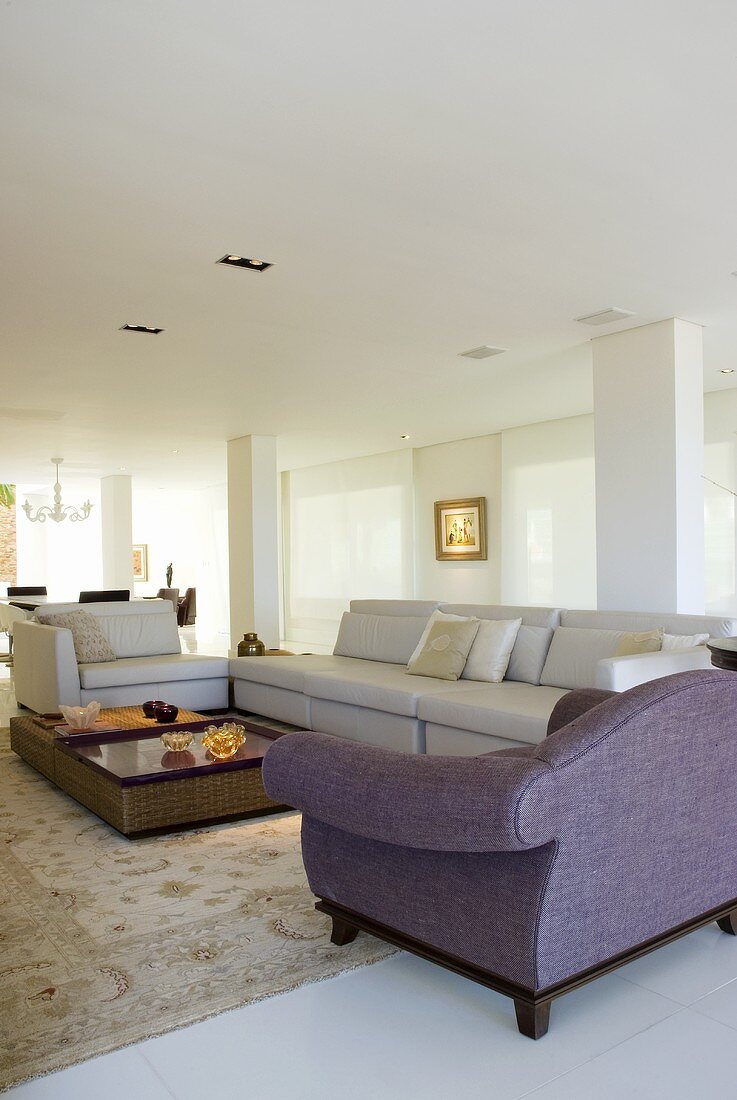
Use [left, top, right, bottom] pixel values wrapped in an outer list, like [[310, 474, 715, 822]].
[[262, 670, 737, 1037]]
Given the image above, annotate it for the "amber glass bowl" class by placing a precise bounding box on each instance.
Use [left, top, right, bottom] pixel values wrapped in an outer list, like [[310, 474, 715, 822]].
[[202, 723, 246, 760]]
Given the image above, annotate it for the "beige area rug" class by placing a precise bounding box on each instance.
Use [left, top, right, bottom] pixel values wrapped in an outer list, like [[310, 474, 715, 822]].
[[0, 729, 395, 1091]]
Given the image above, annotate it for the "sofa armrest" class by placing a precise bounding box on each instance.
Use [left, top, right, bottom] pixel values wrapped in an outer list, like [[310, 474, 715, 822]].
[[595, 646, 712, 692], [547, 688, 615, 736], [13, 621, 81, 712], [262, 731, 552, 853]]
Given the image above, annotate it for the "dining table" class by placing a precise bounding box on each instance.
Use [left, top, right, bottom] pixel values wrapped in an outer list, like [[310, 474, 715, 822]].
[[0, 595, 151, 611]]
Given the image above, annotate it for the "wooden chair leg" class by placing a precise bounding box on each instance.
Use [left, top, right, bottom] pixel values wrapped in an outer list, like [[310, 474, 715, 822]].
[[330, 915, 359, 946], [514, 999, 550, 1039], [717, 911, 737, 936]]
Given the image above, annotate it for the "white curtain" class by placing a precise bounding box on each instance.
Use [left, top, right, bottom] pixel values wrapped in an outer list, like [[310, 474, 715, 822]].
[[283, 450, 414, 648], [501, 415, 597, 609]]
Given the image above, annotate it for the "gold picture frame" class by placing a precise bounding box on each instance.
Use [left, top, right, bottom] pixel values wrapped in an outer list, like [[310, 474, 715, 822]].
[[132, 543, 148, 581], [434, 498, 487, 561]]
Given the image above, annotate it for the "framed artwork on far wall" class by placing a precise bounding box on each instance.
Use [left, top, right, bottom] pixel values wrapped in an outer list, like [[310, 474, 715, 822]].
[[434, 498, 487, 561], [132, 544, 148, 581]]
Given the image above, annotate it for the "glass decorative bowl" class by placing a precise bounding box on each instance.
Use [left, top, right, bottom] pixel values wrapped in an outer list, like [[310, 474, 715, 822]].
[[202, 723, 246, 760], [59, 701, 101, 731], [159, 730, 194, 752]]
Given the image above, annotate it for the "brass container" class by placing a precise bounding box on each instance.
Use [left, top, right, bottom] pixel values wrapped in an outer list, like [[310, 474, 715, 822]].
[[159, 730, 194, 752], [237, 632, 266, 657]]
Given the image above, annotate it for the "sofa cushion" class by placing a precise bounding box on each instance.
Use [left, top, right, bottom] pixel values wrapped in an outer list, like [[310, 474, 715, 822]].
[[79, 653, 229, 689], [37, 610, 117, 664], [614, 628, 663, 657], [408, 610, 470, 664], [505, 626, 555, 686], [95, 611, 181, 659], [540, 626, 628, 690], [662, 632, 710, 650], [440, 604, 561, 685], [36, 601, 181, 659], [407, 618, 480, 681], [349, 599, 440, 618], [334, 612, 429, 664], [561, 608, 737, 638], [461, 618, 522, 683], [229, 654, 357, 692], [419, 682, 570, 746], [439, 603, 562, 630], [304, 663, 482, 717]]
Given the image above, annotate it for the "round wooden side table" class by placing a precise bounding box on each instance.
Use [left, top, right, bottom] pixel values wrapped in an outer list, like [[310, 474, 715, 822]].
[[707, 638, 737, 671]]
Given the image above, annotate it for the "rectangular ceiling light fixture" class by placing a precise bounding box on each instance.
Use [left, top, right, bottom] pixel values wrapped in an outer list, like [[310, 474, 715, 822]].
[[574, 307, 635, 326], [119, 324, 163, 334], [217, 255, 272, 271], [458, 345, 508, 359]]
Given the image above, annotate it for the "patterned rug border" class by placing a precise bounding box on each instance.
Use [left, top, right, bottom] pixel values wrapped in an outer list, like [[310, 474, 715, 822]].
[[2, 948, 395, 1094]]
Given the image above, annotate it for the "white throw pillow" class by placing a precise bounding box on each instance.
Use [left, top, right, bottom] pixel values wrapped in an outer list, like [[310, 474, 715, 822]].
[[408, 610, 470, 665], [662, 632, 710, 650], [462, 618, 522, 683]]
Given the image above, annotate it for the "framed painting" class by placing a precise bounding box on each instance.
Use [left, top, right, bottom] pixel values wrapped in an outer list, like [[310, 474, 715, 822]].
[[132, 544, 148, 581], [434, 498, 487, 561]]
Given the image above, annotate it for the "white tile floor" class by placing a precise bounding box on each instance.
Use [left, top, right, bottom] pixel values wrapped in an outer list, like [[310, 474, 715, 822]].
[[4, 660, 737, 1098]]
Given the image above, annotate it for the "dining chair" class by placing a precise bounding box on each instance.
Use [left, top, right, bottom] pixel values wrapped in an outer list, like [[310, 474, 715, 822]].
[[156, 587, 180, 611], [0, 602, 30, 663], [7, 586, 47, 596], [78, 590, 130, 603], [177, 587, 196, 626]]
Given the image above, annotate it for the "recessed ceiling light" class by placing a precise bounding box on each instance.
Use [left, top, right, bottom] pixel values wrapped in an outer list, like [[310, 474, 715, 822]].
[[119, 466, 127, 471], [120, 323, 163, 334], [401, 434, 410, 440], [721, 368, 735, 375], [574, 307, 635, 326], [217, 255, 273, 272], [458, 345, 508, 359], [172, 449, 179, 454]]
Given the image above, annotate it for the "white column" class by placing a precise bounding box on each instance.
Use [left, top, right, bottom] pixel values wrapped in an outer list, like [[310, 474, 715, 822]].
[[227, 435, 279, 653], [100, 475, 133, 592], [593, 318, 704, 613]]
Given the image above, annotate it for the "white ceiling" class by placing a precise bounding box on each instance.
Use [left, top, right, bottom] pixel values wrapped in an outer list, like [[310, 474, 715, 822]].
[[2, 0, 737, 491]]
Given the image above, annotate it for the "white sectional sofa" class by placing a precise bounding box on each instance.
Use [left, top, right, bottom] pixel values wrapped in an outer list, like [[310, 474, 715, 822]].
[[230, 600, 737, 755], [13, 600, 229, 713]]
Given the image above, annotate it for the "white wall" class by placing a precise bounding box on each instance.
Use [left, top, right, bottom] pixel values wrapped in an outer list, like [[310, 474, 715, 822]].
[[501, 415, 596, 609], [413, 435, 502, 604], [704, 390, 737, 615], [15, 481, 103, 598], [132, 484, 229, 642]]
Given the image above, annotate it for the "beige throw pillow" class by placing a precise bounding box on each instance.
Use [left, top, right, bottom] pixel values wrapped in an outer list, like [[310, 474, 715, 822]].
[[408, 609, 470, 665], [613, 628, 663, 657], [406, 618, 480, 681], [462, 617, 522, 683], [37, 610, 117, 664]]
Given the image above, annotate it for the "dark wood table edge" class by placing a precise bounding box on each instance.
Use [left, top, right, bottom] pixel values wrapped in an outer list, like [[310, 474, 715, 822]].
[[54, 715, 289, 787]]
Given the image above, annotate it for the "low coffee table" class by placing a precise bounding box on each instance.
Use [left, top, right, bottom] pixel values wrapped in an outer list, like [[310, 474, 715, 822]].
[[10, 709, 293, 837]]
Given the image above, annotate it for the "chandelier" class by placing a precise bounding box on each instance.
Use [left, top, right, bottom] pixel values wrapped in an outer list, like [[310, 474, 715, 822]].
[[22, 459, 93, 524]]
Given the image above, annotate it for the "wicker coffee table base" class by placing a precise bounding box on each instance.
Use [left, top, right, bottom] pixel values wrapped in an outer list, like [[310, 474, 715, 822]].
[[10, 708, 289, 837], [53, 750, 284, 835]]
